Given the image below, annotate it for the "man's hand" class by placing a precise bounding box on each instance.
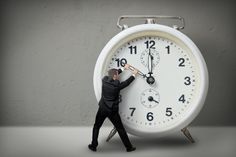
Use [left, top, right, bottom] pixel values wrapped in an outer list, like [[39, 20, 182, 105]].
[[124, 64, 131, 70], [124, 64, 140, 77]]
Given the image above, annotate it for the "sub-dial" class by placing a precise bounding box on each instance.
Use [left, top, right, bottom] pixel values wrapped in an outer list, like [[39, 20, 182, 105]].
[[140, 89, 160, 108], [140, 49, 160, 68]]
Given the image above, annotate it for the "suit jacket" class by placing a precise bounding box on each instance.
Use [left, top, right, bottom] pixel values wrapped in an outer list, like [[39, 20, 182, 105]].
[[99, 69, 135, 111]]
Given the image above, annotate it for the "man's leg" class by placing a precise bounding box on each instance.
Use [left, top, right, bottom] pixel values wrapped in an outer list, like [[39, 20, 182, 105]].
[[108, 112, 135, 151], [90, 107, 107, 149]]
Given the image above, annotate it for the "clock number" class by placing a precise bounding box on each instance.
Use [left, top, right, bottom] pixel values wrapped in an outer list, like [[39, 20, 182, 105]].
[[144, 40, 155, 49], [166, 45, 170, 54], [184, 76, 191, 85], [129, 107, 136, 117], [115, 58, 127, 67], [179, 94, 186, 103], [178, 58, 185, 67], [146, 112, 154, 121], [128, 45, 137, 54], [119, 94, 122, 103], [166, 108, 172, 116]]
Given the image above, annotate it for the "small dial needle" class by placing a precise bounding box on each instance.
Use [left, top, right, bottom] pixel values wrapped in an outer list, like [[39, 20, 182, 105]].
[[148, 96, 159, 103]]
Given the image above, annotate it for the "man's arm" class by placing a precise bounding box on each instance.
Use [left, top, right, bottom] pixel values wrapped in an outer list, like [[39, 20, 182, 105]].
[[118, 64, 138, 90], [119, 76, 135, 90]]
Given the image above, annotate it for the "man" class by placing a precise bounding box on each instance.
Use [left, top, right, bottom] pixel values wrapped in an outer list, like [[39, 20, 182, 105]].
[[88, 64, 138, 152]]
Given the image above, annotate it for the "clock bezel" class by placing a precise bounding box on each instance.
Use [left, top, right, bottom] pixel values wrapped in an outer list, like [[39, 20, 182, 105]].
[[93, 24, 208, 137]]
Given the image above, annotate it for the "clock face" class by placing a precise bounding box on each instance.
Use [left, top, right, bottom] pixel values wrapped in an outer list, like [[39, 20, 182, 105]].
[[94, 24, 208, 136], [104, 35, 199, 134]]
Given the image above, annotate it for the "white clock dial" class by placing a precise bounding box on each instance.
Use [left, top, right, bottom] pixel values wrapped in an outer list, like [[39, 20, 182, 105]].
[[105, 36, 197, 133], [94, 24, 208, 137]]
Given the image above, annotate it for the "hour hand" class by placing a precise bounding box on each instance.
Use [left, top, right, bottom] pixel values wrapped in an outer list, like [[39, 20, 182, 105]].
[[128, 66, 147, 78], [138, 71, 147, 78]]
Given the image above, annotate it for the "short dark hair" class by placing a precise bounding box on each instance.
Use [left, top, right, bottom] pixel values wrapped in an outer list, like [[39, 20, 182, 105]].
[[108, 68, 118, 77]]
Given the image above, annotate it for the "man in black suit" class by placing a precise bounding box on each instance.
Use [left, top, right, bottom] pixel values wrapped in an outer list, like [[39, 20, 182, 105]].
[[88, 64, 138, 152]]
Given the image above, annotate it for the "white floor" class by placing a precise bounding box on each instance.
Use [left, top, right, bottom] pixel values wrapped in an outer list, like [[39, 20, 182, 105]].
[[0, 126, 235, 157]]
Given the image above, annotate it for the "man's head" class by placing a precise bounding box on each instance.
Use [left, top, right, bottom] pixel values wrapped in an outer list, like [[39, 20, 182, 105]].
[[108, 68, 119, 80]]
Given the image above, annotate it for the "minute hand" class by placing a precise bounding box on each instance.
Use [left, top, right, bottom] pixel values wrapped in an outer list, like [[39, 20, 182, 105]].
[[148, 49, 153, 75]]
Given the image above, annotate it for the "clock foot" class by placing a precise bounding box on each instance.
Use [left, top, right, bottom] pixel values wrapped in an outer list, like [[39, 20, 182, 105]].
[[181, 127, 195, 143], [106, 127, 117, 142]]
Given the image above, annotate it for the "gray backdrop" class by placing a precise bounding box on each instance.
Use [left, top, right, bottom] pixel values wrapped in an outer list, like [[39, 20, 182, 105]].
[[0, 0, 235, 126]]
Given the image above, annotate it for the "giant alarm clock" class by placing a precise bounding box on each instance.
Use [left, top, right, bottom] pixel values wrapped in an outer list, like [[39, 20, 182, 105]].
[[93, 15, 208, 138]]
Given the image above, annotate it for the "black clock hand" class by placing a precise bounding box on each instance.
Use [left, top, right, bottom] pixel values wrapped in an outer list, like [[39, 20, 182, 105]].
[[150, 52, 154, 74], [146, 49, 155, 85], [138, 71, 147, 78], [128, 65, 147, 78], [152, 99, 159, 104], [149, 49, 154, 74], [147, 49, 153, 75], [148, 96, 159, 103]]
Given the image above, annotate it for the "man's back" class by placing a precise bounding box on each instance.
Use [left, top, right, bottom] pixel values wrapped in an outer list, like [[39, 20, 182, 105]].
[[99, 75, 135, 110], [102, 76, 120, 101]]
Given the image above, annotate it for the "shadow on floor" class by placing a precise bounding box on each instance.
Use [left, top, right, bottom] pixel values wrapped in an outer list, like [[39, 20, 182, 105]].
[[98, 134, 196, 152]]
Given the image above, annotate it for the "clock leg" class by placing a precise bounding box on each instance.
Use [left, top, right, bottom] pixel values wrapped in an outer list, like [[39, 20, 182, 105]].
[[181, 127, 195, 143], [106, 127, 117, 142]]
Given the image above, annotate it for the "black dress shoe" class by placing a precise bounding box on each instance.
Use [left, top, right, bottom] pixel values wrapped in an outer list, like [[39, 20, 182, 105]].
[[88, 144, 97, 152], [126, 146, 136, 152]]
